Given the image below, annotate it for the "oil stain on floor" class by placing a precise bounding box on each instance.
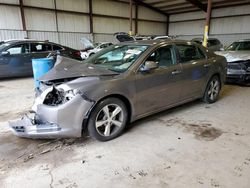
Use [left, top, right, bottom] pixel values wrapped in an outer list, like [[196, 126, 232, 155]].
[[185, 124, 223, 141], [156, 117, 223, 141]]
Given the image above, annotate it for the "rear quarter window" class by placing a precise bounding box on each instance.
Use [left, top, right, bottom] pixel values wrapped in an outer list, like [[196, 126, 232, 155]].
[[53, 45, 63, 51]]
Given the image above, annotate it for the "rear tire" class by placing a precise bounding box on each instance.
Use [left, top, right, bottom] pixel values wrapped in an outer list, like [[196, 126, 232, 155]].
[[203, 75, 221, 104], [87, 98, 128, 141]]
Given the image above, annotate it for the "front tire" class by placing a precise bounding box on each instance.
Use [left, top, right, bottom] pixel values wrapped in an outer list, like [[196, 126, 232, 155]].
[[87, 98, 128, 141], [203, 75, 221, 103]]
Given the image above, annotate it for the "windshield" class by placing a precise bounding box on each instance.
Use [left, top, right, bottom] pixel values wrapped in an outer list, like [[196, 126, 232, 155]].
[[226, 41, 250, 51], [84, 44, 149, 72], [94, 43, 101, 47], [0, 42, 11, 51], [193, 40, 202, 45]]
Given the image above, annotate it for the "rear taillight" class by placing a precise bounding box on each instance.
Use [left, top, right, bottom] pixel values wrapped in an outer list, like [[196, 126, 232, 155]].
[[74, 51, 81, 57]]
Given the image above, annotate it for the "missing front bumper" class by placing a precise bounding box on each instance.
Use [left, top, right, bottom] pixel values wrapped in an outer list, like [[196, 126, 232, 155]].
[[9, 112, 62, 139]]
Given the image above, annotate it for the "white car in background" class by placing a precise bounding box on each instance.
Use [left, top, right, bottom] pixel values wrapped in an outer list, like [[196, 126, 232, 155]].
[[81, 42, 113, 60], [80, 33, 135, 60]]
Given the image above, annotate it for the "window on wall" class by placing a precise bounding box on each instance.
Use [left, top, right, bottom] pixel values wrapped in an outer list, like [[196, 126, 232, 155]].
[[176, 44, 205, 62], [7, 44, 29, 55]]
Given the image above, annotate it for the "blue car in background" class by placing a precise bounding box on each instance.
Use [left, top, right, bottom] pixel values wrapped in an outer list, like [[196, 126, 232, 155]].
[[0, 39, 82, 78]]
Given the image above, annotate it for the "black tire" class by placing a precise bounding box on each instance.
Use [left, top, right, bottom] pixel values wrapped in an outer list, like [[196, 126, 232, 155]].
[[87, 98, 128, 141], [203, 75, 221, 104]]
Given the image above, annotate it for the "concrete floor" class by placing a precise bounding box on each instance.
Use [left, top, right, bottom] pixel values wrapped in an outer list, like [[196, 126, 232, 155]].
[[0, 78, 250, 188]]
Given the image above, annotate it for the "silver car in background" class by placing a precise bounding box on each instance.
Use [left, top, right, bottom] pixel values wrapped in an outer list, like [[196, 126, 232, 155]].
[[192, 38, 223, 51], [216, 39, 250, 83], [10, 40, 227, 141]]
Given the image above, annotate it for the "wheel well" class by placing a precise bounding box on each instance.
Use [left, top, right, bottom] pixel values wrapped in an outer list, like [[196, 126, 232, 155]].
[[211, 73, 221, 87], [203, 73, 221, 93], [81, 94, 132, 135]]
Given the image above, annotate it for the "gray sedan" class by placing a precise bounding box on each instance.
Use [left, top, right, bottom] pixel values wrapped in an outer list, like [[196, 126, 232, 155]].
[[10, 40, 227, 141], [0, 39, 81, 78]]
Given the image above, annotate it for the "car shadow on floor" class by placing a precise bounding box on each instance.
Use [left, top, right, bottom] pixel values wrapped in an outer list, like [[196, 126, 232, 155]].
[[126, 99, 202, 132], [126, 83, 242, 133], [0, 76, 32, 82], [225, 81, 250, 87]]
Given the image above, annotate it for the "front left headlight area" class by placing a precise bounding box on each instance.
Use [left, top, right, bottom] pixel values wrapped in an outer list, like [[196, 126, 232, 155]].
[[43, 87, 82, 106]]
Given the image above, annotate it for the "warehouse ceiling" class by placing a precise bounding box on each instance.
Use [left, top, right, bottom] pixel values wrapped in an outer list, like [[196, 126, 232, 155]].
[[116, 0, 250, 15]]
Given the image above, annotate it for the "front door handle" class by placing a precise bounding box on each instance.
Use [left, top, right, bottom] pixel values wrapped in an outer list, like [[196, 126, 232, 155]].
[[172, 70, 181, 75], [204, 63, 211, 67]]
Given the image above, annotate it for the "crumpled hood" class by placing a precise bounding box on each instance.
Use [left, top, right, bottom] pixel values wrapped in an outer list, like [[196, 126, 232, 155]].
[[215, 51, 250, 62], [39, 57, 118, 81]]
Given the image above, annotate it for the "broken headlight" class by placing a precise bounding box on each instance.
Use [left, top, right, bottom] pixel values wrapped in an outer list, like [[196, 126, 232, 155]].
[[43, 87, 64, 106], [43, 87, 82, 106]]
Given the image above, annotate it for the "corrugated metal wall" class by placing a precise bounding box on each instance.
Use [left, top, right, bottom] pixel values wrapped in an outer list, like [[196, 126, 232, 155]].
[[0, 0, 167, 49], [137, 6, 166, 35], [0, 5, 22, 29], [169, 5, 250, 46]]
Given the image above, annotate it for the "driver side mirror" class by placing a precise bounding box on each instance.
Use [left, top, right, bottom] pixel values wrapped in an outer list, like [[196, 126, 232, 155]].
[[1, 51, 10, 56], [139, 61, 159, 72]]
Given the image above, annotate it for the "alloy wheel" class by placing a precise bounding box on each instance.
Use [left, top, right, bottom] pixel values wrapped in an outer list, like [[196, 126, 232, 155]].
[[207, 79, 220, 101], [95, 104, 124, 137]]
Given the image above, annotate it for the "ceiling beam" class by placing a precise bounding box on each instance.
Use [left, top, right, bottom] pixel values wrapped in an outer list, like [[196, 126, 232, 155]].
[[165, 6, 198, 13], [185, 0, 207, 12], [150, 0, 176, 6], [159, 2, 190, 9], [133, 0, 169, 16]]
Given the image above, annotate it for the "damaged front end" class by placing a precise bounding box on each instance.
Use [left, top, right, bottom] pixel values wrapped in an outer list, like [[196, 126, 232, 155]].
[[9, 85, 95, 139], [227, 60, 250, 83]]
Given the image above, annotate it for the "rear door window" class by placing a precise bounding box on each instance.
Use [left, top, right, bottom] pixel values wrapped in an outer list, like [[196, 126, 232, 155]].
[[238, 42, 250, 50], [208, 39, 220, 46], [30, 43, 52, 52], [176, 44, 205, 62]]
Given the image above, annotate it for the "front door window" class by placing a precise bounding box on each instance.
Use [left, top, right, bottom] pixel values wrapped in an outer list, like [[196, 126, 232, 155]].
[[7, 44, 29, 55]]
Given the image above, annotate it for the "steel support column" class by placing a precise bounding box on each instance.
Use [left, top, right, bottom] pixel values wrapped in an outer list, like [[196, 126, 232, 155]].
[[129, 0, 133, 35], [54, 0, 60, 43], [203, 0, 212, 47], [135, 2, 138, 35], [166, 15, 169, 36], [89, 0, 94, 40], [19, 0, 26, 31]]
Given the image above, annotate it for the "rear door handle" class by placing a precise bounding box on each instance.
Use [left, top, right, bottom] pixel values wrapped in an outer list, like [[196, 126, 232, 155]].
[[204, 63, 211, 67], [172, 70, 181, 75]]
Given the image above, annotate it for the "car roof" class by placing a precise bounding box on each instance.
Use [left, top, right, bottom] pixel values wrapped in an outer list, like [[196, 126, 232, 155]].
[[238, 39, 250, 42], [119, 39, 191, 46], [98, 42, 113, 44], [153, 36, 170, 39], [1, 39, 62, 46], [192, 38, 219, 41]]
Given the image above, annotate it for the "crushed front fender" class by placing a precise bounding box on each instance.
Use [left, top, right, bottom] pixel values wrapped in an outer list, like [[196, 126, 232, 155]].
[[9, 94, 95, 139]]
